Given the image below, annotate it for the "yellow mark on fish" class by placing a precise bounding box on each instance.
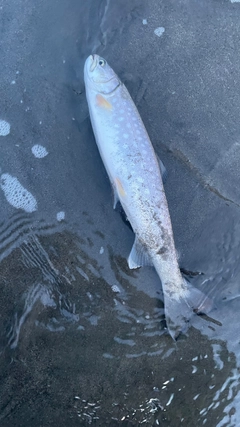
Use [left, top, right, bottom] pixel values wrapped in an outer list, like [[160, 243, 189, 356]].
[[115, 178, 126, 197], [96, 94, 112, 110]]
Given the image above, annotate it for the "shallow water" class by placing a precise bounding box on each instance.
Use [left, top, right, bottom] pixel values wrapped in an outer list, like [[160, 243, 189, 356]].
[[1, 0, 240, 426]]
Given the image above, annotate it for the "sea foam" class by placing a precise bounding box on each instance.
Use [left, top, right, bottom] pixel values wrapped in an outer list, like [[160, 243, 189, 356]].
[[0, 120, 10, 136], [0, 173, 37, 213], [31, 144, 48, 158]]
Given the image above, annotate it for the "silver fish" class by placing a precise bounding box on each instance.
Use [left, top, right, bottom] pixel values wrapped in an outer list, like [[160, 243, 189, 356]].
[[84, 54, 212, 339]]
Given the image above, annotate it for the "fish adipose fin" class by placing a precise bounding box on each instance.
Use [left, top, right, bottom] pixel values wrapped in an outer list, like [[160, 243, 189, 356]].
[[128, 237, 153, 269], [163, 280, 213, 340]]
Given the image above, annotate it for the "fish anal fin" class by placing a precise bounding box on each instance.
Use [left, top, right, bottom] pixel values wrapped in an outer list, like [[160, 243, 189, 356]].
[[128, 237, 153, 269]]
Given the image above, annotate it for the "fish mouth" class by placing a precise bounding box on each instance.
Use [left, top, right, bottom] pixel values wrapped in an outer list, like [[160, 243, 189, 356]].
[[89, 54, 98, 72]]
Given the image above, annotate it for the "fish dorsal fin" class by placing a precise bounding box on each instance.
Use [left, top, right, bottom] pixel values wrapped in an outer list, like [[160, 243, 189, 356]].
[[157, 156, 167, 183], [128, 237, 153, 269]]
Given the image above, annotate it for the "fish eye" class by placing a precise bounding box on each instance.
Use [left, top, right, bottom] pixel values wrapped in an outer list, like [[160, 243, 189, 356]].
[[98, 59, 106, 67]]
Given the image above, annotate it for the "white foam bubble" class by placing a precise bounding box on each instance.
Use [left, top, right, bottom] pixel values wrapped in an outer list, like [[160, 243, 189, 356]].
[[56, 211, 65, 221], [154, 27, 165, 37], [112, 285, 120, 293], [0, 120, 10, 136], [0, 173, 37, 212], [31, 144, 48, 158]]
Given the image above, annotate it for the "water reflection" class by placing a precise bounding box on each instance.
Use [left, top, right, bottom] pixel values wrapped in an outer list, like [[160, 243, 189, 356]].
[[0, 227, 239, 426]]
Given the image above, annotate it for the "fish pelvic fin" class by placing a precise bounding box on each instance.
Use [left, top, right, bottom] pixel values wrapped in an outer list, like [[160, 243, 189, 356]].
[[112, 177, 125, 209], [113, 186, 119, 209], [163, 279, 213, 340]]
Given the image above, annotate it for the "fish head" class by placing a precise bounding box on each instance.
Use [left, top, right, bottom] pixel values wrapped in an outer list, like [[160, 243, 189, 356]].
[[84, 54, 120, 94]]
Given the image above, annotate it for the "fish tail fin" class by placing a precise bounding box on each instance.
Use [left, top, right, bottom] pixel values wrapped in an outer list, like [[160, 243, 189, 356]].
[[163, 279, 212, 340]]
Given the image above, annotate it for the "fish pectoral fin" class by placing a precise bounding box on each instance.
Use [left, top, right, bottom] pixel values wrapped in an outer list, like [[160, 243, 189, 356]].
[[157, 155, 167, 183], [128, 237, 153, 269]]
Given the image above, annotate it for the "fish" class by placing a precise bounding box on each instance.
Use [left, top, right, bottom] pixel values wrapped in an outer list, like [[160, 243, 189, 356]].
[[84, 54, 212, 339]]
